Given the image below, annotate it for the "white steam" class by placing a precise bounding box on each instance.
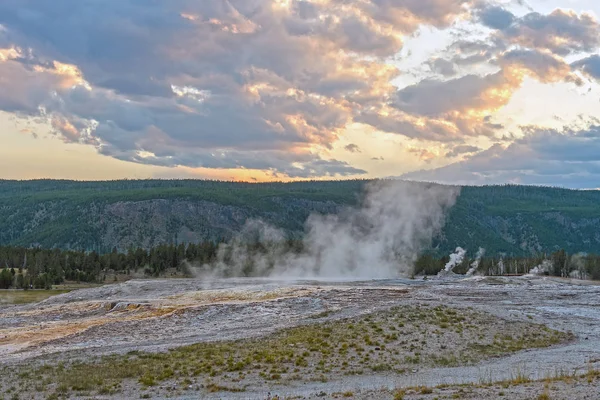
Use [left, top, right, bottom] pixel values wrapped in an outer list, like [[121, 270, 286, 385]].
[[497, 258, 505, 275], [443, 247, 467, 273], [210, 220, 288, 278], [198, 180, 460, 279], [528, 260, 551, 276], [466, 247, 486, 276], [569, 253, 588, 280]]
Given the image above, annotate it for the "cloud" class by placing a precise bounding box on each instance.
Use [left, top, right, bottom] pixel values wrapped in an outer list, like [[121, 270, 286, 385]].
[[428, 57, 457, 76], [0, 0, 598, 181], [407, 147, 438, 163], [445, 144, 481, 158], [0, 0, 479, 178], [572, 55, 600, 81], [446, 37, 506, 66], [344, 143, 362, 153], [477, 5, 515, 30], [355, 0, 476, 31], [478, 5, 600, 55], [372, 44, 583, 143], [402, 125, 600, 188], [364, 69, 520, 142], [499, 48, 583, 85], [395, 72, 507, 116]]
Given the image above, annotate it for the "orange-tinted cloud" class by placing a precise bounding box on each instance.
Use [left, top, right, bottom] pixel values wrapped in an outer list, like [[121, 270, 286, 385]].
[[0, 0, 597, 180], [362, 46, 586, 142], [0, 0, 479, 177]]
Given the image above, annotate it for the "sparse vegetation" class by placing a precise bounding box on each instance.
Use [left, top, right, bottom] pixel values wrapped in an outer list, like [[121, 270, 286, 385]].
[[0, 289, 70, 305], [388, 366, 599, 400], [4, 304, 572, 398]]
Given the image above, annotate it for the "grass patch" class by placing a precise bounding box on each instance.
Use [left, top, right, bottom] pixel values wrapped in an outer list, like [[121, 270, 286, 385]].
[[0, 290, 71, 305]]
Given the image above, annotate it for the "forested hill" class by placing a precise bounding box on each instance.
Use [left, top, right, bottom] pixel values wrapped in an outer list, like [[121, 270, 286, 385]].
[[1, 179, 599, 256]]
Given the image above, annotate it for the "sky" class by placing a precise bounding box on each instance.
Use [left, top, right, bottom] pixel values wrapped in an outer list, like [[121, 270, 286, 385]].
[[0, 0, 599, 187]]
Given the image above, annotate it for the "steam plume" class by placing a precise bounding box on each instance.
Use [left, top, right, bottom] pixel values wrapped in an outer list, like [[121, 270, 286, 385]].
[[200, 180, 460, 279], [443, 247, 467, 273], [528, 259, 551, 276], [497, 258, 505, 275], [569, 253, 587, 280], [466, 247, 485, 276]]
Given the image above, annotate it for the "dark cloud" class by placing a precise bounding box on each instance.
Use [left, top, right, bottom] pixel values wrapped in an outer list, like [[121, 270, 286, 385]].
[[402, 125, 600, 188], [395, 73, 505, 117], [355, 110, 465, 142], [100, 142, 367, 178], [481, 6, 600, 55], [427, 58, 457, 76], [477, 5, 515, 30], [448, 37, 506, 65], [572, 55, 600, 80], [0, 60, 64, 113], [344, 143, 361, 153], [445, 144, 481, 158]]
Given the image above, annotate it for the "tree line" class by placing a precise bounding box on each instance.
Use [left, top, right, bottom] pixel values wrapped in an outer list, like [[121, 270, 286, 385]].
[[1, 242, 599, 290], [413, 249, 600, 280], [0, 242, 220, 289]]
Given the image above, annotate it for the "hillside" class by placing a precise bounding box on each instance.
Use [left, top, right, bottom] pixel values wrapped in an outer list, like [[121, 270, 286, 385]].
[[0, 179, 599, 256]]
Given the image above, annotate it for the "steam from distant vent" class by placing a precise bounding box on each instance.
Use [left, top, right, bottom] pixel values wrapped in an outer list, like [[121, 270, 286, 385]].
[[443, 247, 467, 273], [528, 260, 551, 276], [569, 253, 588, 279], [199, 180, 460, 279], [497, 258, 505, 275], [466, 247, 486, 276], [209, 220, 289, 278]]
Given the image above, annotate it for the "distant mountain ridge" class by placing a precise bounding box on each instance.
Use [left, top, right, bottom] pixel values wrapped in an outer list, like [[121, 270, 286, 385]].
[[1, 179, 599, 256]]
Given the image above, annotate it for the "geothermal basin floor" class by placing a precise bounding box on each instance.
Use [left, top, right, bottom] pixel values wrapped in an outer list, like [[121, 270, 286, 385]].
[[0, 276, 599, 399]]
